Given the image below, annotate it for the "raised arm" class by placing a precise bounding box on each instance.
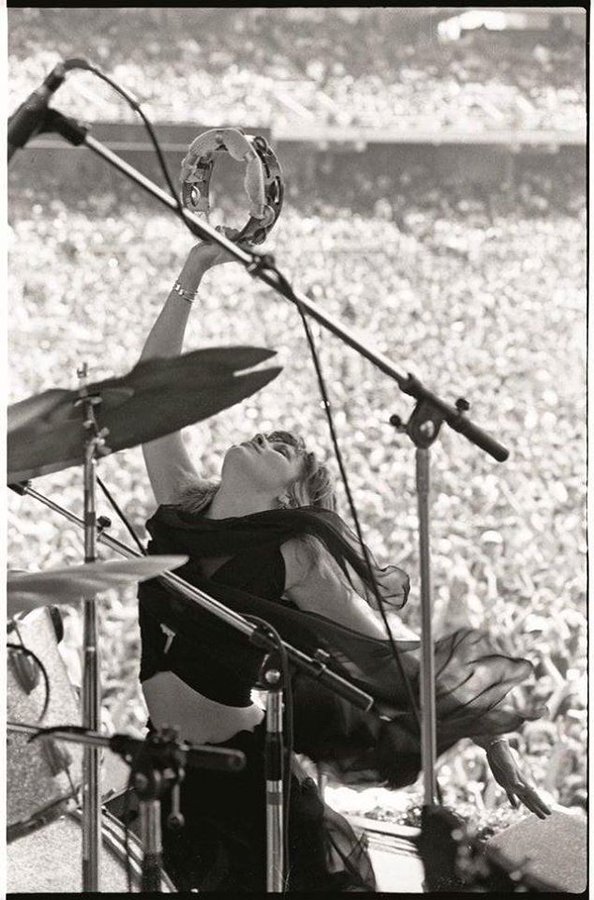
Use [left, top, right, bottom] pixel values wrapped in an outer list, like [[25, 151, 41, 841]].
[[140, 235, 238, 505]]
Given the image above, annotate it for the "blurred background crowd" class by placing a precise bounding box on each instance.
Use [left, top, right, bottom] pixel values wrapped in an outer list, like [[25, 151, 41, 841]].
[[7, 7, 586, 835], [9, 7, 585, 134]]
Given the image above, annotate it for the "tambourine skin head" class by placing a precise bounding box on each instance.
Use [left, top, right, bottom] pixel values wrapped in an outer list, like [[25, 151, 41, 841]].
[[180, 127, 284, 245]]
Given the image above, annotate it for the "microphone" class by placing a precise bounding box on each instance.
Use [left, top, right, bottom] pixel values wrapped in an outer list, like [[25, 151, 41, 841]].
[[8, 62, 67, 161]]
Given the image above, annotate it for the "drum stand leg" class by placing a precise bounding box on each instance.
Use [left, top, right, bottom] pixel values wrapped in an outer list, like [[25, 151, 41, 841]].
[[76, 369, 111, 892]]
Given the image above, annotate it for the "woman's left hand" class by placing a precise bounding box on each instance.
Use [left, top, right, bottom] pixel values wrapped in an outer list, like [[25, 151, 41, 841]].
[[182, 227, 255, 277], [486, 740, 552, 818]]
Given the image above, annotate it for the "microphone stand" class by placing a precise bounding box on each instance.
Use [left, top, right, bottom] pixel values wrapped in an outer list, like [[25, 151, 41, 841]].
[[129, 728, 184, 893], [388, 399, 464, 804], [258, 651, 285, 893], [4, 106, 511, 460]]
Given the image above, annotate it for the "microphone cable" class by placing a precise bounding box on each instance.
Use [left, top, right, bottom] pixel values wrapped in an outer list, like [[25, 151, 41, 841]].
[[58, 60, 194, 234], [7, 642, 51, 721], [297, 305, 425, 735], [247, 259, 427, 750], [97, 475, 147, 557], [290, 277, 445, 802]]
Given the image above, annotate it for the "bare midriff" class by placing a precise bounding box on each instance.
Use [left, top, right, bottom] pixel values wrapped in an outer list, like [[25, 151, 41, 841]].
[[142, 670, 265, 745]]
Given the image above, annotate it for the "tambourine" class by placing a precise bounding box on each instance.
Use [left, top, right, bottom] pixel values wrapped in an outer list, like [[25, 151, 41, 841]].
[[180, 127, 284, 245]]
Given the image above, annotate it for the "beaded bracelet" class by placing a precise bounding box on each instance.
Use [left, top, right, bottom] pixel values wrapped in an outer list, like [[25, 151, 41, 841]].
[[172, 281, 197, 303]]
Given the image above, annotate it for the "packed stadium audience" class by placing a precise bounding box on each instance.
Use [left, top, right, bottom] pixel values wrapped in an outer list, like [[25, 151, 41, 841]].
[[7, 5, 586, 832], [8, 164, 586, 823], [8, 7, 586, 134], [299, 152, 585, 223]]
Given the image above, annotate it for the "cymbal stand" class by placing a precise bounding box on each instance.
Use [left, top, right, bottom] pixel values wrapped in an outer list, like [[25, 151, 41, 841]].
[[75, 364, 111, 892]]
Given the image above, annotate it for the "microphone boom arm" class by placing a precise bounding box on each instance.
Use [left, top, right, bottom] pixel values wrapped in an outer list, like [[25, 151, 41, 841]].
[[30, 105, 508, 463]]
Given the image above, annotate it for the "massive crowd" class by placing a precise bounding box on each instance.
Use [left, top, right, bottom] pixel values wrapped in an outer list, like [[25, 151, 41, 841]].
[[299, 151, 585, 223], [7, 4, 586, 838], [8, 7, 585, 134], [8, 155, 586, 826]]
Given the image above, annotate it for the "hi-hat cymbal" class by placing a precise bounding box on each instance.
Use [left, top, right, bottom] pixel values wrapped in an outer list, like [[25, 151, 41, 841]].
[[8, 347, 282, 482], [7, 556, 188, 617]]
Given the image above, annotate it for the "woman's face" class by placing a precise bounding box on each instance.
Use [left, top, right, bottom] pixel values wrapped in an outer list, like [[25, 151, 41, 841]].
[[222, 433, 304, 498]]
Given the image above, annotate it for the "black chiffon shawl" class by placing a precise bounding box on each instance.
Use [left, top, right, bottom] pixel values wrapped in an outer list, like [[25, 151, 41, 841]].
[[141, 503, 544, 789]]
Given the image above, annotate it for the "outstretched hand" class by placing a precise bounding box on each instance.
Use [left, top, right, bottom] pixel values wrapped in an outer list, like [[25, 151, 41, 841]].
[[486, 740, 552, 819], [187, 227, 252, 271]]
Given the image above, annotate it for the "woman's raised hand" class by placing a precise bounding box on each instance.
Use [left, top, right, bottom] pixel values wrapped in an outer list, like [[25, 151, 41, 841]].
[[186, 227, 250, 272], [486, 740, 552, 818]]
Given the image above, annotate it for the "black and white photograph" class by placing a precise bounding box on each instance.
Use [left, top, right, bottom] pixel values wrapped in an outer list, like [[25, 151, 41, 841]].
[[5, 5, 587, 895]]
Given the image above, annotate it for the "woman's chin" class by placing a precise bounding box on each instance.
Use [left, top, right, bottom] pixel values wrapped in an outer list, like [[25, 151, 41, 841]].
[[222, 444, 259, 478], [226, 444, 248, 455]]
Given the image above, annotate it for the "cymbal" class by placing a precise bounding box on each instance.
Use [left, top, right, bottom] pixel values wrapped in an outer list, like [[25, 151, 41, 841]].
[[8, 347, 282, 482], [7, 556, 188, 617]]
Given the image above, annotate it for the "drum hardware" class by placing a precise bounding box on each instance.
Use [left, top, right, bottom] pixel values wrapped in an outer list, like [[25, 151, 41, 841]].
[[7, 69, 527, 892], [9, 638, 42, 693], [72, 367, 192, 891], [7, 346, 282, 889], [8, 720, 246, 893], [7, 347, 281, 887], [21, 88, 511, 825], [7, 806, 176, 893], [7, 607, 82, 841]]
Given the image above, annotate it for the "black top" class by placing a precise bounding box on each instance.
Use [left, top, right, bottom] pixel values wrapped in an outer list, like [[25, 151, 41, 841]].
[[138, 507, 291, 705], [138, 498, 409, 706], [138, 503, 545, 788]]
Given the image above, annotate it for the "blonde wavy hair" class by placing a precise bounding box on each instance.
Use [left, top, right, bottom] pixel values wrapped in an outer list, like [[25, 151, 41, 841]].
[[269, 430, 336, 511], [177, 430, 336, 514]]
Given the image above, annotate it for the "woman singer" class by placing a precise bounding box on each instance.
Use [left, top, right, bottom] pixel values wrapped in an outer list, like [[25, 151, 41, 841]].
[[136, 235, 551, 892]]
